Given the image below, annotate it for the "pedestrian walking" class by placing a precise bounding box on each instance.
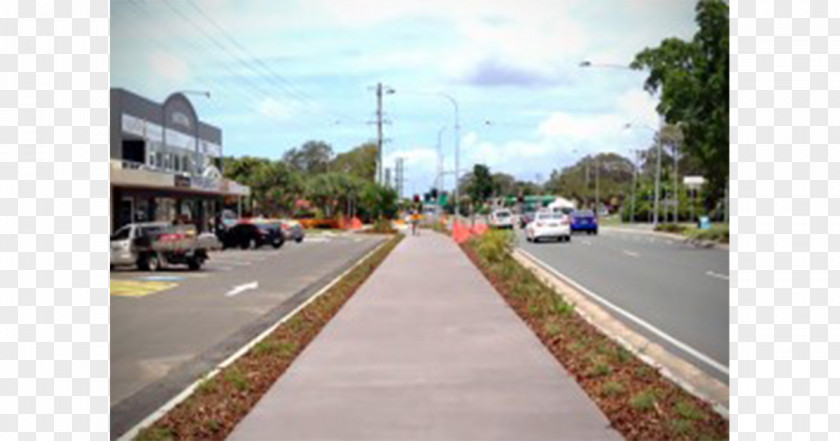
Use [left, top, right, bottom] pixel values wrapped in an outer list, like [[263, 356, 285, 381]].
[[410, 209, 420, 236]]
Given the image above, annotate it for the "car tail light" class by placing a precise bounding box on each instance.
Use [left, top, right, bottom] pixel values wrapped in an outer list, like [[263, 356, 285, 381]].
[[560, 217, 569, 225], [536, 222, 545, 227], [281, 223, 289, 231], [160, 233, 185, 242]]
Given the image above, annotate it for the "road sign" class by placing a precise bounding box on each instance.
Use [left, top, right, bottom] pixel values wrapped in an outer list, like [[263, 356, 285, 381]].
[[683, 176, 706, 189]]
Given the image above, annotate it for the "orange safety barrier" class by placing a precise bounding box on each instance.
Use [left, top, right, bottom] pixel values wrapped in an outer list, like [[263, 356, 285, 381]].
[[452, 221, 471, 244]]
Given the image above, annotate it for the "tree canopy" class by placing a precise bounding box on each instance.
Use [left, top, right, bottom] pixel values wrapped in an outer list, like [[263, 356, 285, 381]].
[[631, 0, 728, 207]]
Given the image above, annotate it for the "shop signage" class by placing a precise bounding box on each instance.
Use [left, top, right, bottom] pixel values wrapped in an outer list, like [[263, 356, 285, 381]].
[[174, 175, 191, 188], [191, 176, 221, 192], [172, 111, 192, 130]]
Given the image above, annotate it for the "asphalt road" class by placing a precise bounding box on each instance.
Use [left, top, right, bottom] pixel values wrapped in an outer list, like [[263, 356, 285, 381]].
[[516, 227, 729, 383], [110, 232, 386, 439]]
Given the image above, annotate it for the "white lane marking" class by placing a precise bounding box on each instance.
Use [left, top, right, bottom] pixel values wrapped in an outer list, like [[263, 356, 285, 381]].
[[622, 250, 640, 258], [517, 248, 730, 377], [581, 240, 592, 246], [225, 281, 259, 297], [305, 237, 331, 243], [706, 271, 729, 281]]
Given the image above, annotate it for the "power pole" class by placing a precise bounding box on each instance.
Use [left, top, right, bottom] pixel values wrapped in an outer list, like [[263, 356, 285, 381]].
[[371, 83, 395, 185], [394, 157, 404, 197], [384, 167, 392, 189]]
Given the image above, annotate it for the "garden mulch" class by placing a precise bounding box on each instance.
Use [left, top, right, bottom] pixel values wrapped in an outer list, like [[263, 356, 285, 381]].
[[461, 236, 729, 441]]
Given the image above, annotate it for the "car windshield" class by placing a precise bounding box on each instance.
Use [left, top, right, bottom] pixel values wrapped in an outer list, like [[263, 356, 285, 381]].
[[257, 224, 277, 232], [537, 213, 563, 220], [575, 210, 595, 217], [111, 226, 130, 241]]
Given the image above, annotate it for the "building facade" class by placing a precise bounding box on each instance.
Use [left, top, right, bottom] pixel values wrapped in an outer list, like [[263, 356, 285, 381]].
[[110, 88, 250, 233]]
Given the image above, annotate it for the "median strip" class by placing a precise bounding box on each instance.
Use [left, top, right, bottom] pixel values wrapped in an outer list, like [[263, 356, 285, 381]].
[[461, 231, 729, 441], [130, 234, 403, 441]]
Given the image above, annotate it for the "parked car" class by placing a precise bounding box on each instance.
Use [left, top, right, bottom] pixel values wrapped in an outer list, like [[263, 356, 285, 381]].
[[525, 211, 571, 243], [489, 209, 514, 229], [519, 207, 537, 229], [221, 222, 285, 250], [110, 222, 211, 271], [570, 209, 598, 235], [280, 219, 305, 243]]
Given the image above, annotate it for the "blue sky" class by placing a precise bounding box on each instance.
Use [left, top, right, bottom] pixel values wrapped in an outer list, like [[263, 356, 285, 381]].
[[111, 0, 699, 196]]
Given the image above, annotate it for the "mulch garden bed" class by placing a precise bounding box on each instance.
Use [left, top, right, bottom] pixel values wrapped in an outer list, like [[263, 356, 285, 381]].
[[135, 234, 403, 441], [461, 236, 728, 441]]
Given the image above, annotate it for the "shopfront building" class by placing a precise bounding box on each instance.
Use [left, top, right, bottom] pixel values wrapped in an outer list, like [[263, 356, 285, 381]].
[[110, 88, 250, 233]]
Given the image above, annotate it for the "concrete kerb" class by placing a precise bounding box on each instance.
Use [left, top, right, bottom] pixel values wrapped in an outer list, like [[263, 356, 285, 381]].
[[511, 248, 730, 418], [602, 226, 729, 251], [116, 236, 397, 441]]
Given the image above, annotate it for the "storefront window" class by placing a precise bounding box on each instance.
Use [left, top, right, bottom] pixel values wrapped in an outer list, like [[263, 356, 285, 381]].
[[155, 198, 176, 223]]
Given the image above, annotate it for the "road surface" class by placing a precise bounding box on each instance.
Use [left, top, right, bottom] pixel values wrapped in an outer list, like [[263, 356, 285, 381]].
[[110, 233, 386, 439], [516, 227, 729, 383]]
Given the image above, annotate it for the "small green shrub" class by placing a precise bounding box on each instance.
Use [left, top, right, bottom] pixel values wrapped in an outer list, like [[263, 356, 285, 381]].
[[655, 223, 686, 233], [591, 362, 613, 377], [630, 390, 657, 411], [196, 377, 217, 396], [135, 427, 174, 441], [543, 321, 562, 336], [224, 367, 249, 391], [205, 419, 222, 433], [675, 400, 704, 420], [474, 230, 514, 263], [603, 381, 627, 396], [371, 218, 397, 234], [668, 419, 695, 437], [688, 225, 729, 243], [614, 347, 632, 364]]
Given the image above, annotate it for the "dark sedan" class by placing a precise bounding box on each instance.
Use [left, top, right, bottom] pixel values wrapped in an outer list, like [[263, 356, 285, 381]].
[[220, 222, 285, 249]]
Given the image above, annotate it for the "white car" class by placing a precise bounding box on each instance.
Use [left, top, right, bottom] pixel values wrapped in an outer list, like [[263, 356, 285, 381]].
[[489, 209, 514, 229], [525, 211, 571, 243]]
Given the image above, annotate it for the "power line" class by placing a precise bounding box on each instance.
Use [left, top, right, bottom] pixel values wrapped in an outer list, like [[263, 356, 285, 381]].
[[182, 0, 362, 125], [123, 0, 318, 130], [158, 0, 359, 126]]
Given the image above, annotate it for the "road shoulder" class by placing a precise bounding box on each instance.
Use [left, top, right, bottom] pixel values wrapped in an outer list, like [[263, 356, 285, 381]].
[[513, 248, 729, 415]]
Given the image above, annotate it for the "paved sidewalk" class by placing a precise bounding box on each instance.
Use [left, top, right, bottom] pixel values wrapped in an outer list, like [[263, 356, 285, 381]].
[[228, 232, 622, 441]]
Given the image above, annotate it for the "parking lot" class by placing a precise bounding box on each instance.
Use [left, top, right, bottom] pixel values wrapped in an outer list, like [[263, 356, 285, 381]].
[[110, 232, 386, 438]]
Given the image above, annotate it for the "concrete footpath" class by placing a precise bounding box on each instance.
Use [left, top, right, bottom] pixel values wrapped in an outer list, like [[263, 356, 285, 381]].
[[227, 232, 622, 441]]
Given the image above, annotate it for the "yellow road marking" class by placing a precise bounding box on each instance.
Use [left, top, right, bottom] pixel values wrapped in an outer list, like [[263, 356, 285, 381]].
[[110, 280, 178, 298]]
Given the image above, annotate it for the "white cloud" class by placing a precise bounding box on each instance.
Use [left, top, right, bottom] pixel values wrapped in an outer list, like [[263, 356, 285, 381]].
[[256, 97, 297, 122], [149, 50, 189, 82]]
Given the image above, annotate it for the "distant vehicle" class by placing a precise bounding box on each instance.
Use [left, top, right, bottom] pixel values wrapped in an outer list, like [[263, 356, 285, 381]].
[[280, 219, 305, 243], [519, 206, 537, 229], [489, 209, 514, 229], [525, 211, 571, 243], [110, 222, 211, 271], [222, 222, 285, 250], [570, 209, 599, 235]]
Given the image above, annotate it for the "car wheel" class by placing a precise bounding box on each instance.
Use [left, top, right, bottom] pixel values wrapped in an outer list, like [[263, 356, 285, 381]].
[[272, 239, 282, 249], [593, 229, 598, 235], [295, 235, 303, 243], [146, 254, 161, 272], [187, 258, 201, 271]]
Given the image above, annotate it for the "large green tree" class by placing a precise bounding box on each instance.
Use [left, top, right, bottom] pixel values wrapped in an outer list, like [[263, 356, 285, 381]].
[[631, 0, 728, 208], [283, 140, 334, 174], [330, 142, 377, 181]]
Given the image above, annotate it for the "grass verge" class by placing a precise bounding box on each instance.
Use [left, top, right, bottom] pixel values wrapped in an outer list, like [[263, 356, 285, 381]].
[[134, 234, 403, 441], [462, 230, 728, 441]]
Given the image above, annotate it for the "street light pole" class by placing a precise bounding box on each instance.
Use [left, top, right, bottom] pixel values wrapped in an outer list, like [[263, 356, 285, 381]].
[[439, 93, 460, 220], [653, 123, 662, 228], [630, 149, 638, 224]]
